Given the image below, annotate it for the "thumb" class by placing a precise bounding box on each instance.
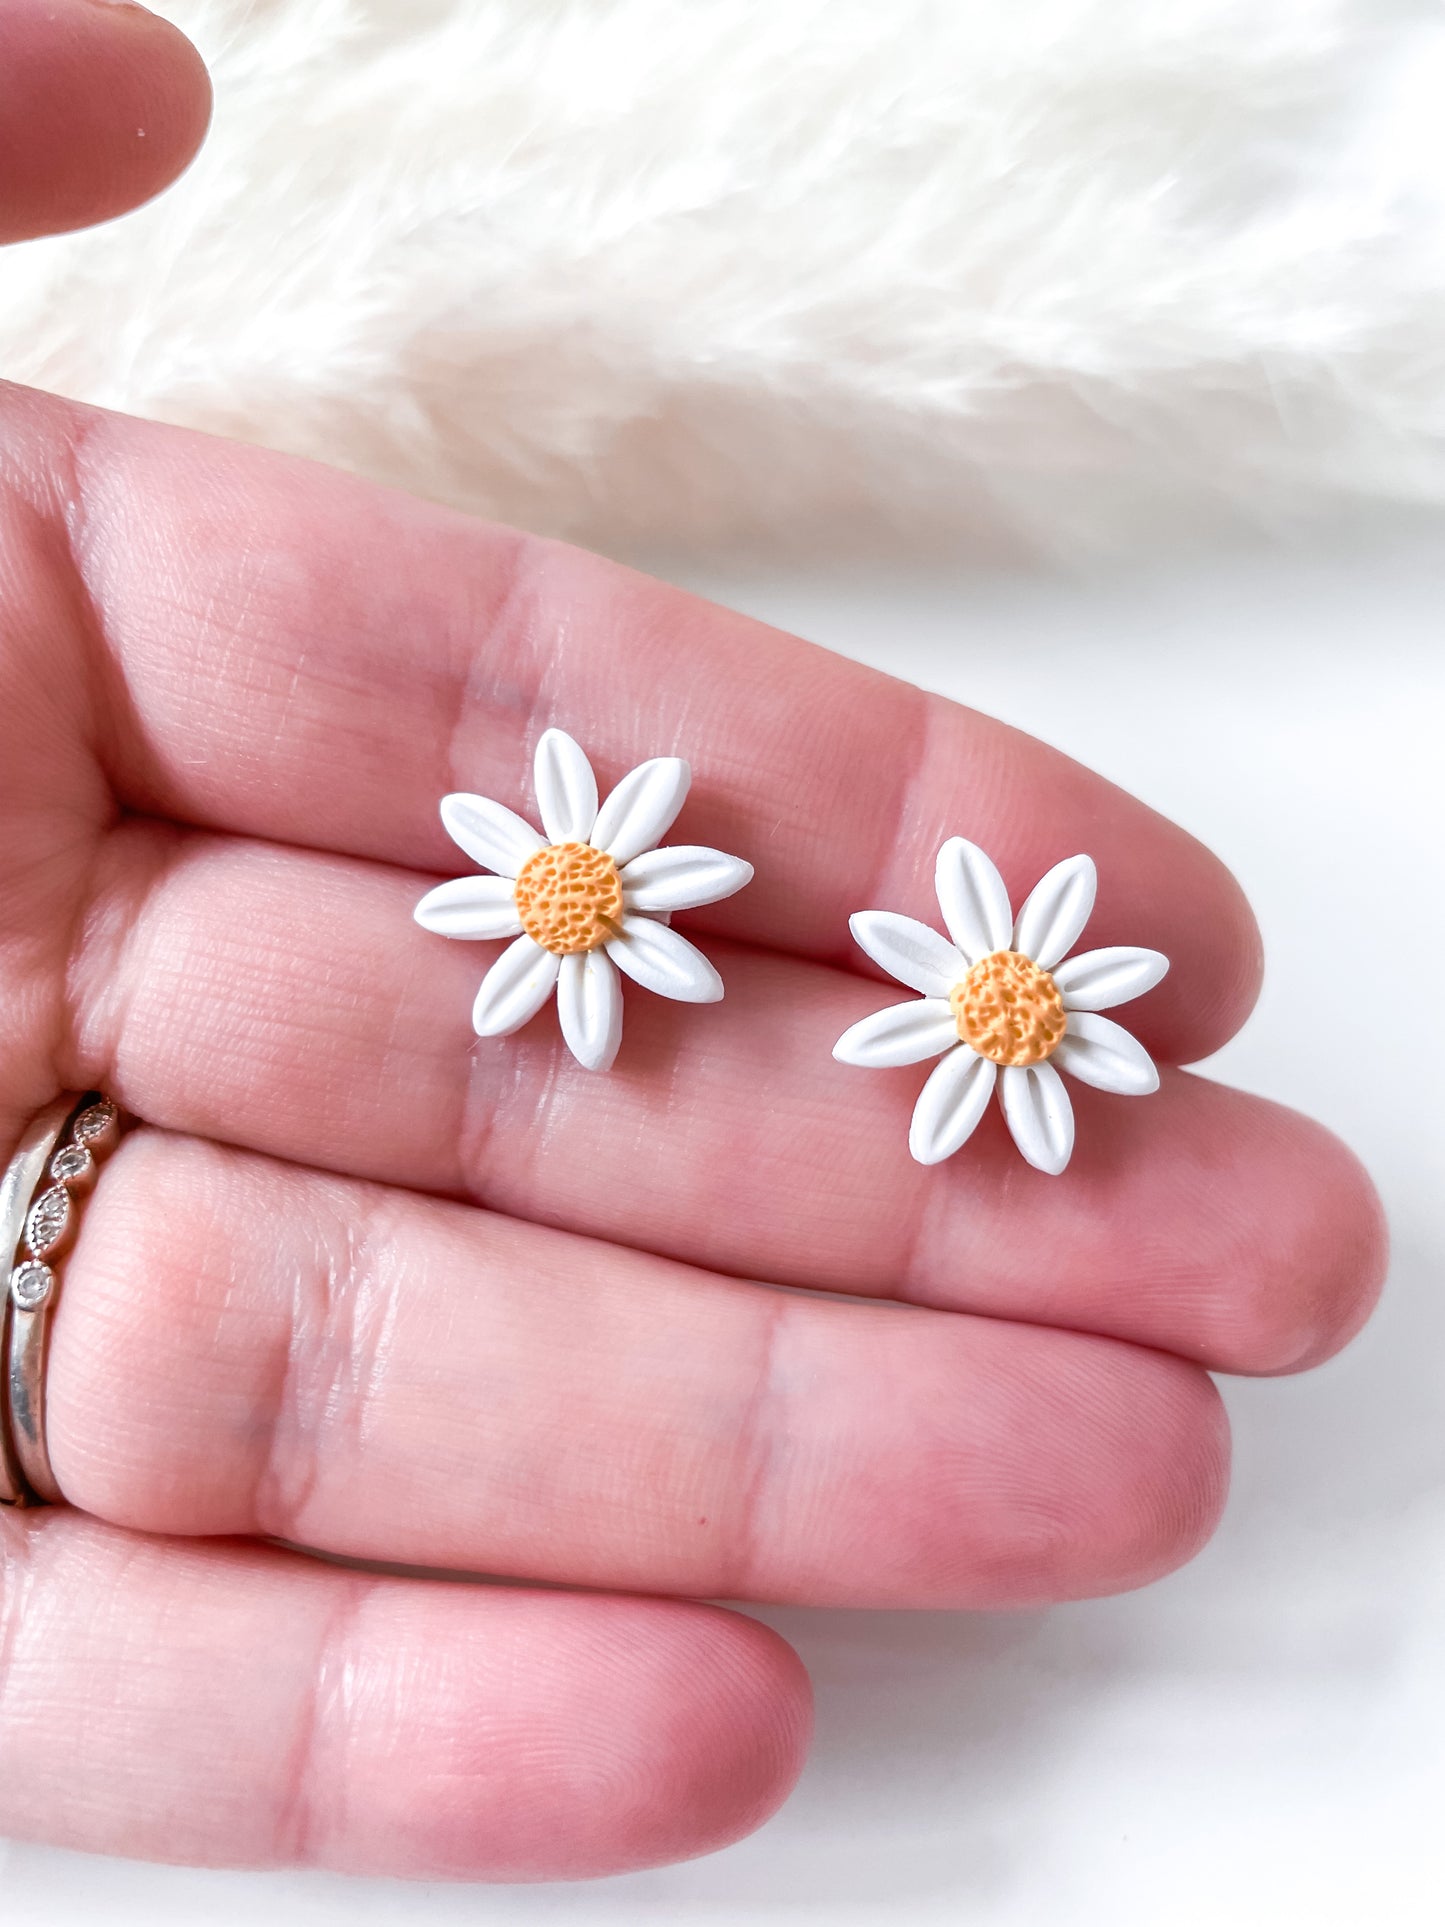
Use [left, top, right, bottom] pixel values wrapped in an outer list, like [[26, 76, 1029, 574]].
[[0, 0, 211, 243]]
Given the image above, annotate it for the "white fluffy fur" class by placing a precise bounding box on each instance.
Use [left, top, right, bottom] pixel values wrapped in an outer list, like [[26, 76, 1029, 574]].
[[5, 0, 1445, 557]]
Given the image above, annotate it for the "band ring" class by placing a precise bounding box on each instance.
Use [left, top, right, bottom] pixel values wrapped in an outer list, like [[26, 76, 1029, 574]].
[[1, 1093, 121, 1508]]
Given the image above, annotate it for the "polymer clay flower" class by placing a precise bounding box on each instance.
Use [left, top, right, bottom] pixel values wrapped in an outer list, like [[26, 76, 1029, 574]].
[[416, 728, 752, 1072], [834, 839, 1168, 1174]]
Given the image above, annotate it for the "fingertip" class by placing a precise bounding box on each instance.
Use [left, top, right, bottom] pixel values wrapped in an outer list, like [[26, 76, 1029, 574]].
[[371, 1593, 813, 1880], [1097, 820, 1263, 1065], [1118, 1351, 1232, 1584], [1181, 844, 1263, 1051], [1194, 846, 1265, 1051], [910, 1326, 1231, 1607], [0, 0, 212, 243], [1046, 1344, 1232, 1600], [1223, 1108, 1389, 1376], [653, 1606, 814, 1860]]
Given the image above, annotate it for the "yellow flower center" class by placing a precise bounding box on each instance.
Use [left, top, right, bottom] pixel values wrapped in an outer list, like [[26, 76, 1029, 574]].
[[950, 949, 1067, 1066], [514, 842, 623, 955]]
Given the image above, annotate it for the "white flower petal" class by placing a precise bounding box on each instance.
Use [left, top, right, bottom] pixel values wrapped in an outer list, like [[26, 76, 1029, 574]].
[[934, 838, 1014, 964], [606, 913, 723, 1003], [591, 757, 691, 867], [849, 911, 966, 996], [1000, 1062, 1075, 1176], [470, 934, 561, 1037], [1052, 945, 1170, 1012], [1054, 1013, 1159, 1096], [908, 1048, 997, 1165], [440, 793, 544, 879], [620, 845, 753, 913], [556, 949, 623, 1072], [533, 728, 599, 844], [414, 874, 523, 941], [1012, 854, 1097, 970], [833, 998, 958, 1068]]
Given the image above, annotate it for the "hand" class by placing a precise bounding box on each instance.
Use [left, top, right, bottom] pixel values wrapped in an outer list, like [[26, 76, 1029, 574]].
[[0, 1, 1385, 1883]]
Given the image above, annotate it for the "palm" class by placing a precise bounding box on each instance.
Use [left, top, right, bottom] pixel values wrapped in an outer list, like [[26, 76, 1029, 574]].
[[0, 3, 1383, 1885]]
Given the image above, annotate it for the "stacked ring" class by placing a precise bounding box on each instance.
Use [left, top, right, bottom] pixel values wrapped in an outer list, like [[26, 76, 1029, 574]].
[[1, 1093, 121, 1507]]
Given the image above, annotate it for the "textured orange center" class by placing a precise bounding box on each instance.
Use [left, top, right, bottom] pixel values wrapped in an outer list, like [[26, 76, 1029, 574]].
[[514, 842, 623, 955], [950, 949, 1067, 1066]]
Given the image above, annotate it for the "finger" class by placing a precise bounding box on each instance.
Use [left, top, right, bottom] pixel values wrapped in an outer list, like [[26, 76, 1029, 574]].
[[0, 0, 210, 243], [12, 393, 1257, 1063], [50, 1129, 1230, 1607], [72, 827, 1385, 1374], [0, 1510, 808, 1877]]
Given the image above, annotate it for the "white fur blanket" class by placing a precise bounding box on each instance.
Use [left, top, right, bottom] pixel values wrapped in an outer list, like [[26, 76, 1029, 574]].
[[4, 0, 1443, 559]]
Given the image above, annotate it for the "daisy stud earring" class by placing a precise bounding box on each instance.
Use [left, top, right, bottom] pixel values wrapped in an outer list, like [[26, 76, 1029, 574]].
[[833, 839, 1169, 1174], [415, 728, 753, 1072]]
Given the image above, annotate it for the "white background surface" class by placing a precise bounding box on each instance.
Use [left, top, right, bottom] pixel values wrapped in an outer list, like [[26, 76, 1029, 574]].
[[2, 533, 1442, 1924]]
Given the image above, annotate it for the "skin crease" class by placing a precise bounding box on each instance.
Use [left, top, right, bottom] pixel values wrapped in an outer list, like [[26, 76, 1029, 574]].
[[0, 0, 1387, 1884], [49, 1130, 1234, 1608]]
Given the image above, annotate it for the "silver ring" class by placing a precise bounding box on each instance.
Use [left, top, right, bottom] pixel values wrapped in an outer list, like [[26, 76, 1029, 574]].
[[1, 1093, 121, 1507]]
